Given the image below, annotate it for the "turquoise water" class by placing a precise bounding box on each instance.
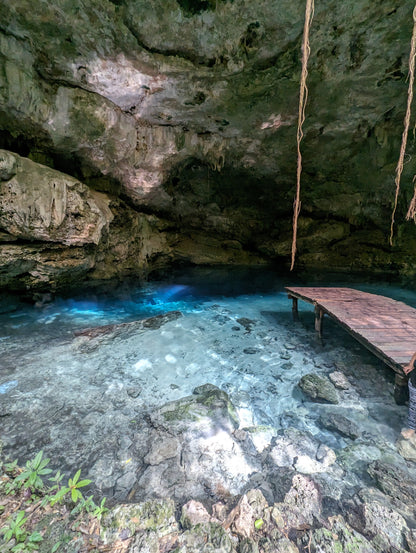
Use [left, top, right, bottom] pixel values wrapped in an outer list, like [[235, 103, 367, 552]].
[[0, 267, 415, 500]]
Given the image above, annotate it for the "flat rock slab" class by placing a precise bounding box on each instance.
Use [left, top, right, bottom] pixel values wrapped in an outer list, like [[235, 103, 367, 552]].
[[74, 310, 182, 338]]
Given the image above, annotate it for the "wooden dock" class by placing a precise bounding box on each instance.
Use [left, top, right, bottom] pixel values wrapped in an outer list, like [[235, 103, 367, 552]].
[[285, 287, 416, 389]]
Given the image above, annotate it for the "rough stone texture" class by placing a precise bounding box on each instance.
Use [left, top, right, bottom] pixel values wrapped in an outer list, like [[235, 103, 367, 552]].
[[298, 373, 339, 404], [0, 1, 415, 288], [176, 522, 237, 553], [100, 499, 178, 544], [3, 436, 416, 553], [309, 515, 377, 553], [73, 311, 183, 352], [367, 461, 416, 507], [319, 411, 361, 439], [396, 432, 416, 462], [129, 385, 262, 503], [226, 489, 269, 539], [180, 500, 211, 529], [267, 427, 337, 475], [352, 488, 410, 553], [328, 371, 351, 390], [0, 150, 113, 246]]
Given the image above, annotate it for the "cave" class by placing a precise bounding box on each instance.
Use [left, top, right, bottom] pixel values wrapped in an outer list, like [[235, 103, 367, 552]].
[[1, 1, 416, 552]]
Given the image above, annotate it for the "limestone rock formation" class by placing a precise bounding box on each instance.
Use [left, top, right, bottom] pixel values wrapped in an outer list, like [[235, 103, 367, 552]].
[[0, 0, 415, 289], [298, 373, 339, 404], [0, 150, 112, 246]]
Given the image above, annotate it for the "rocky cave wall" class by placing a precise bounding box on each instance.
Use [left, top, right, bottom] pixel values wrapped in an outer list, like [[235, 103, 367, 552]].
[[0, 0, 416, 291]]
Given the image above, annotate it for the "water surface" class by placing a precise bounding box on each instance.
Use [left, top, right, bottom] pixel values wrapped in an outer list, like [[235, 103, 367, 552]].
[[0, 267, 413, 500]]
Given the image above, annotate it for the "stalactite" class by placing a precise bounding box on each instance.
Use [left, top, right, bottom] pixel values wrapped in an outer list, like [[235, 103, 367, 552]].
[[291, 0, 315, 271], [390, 5, 416, 244]]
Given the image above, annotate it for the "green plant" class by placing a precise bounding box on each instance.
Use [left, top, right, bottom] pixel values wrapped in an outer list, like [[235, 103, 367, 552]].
[[46, 471, 68, 507], [4, 459, 19, 474], [67, 470, 91, 503], [11, 531, 43, 552], [1, 510, 28, 543], [70, 494, 95, 516], [254, 518, 264, 530], [92, 497, 108, 520], [15, 451, 52, 490]]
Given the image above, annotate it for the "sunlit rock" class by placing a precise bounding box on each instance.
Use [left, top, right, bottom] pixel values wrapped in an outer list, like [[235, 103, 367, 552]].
[[176, 522, 236, 553], [180, 500, 211, 529], [0, 150, 113, 246], [348, 488, 410, 553], [396, 432, 416, 462], [125, 384, 263, 503], [100, 499, 178, 544], [226, 489, 268, 539]]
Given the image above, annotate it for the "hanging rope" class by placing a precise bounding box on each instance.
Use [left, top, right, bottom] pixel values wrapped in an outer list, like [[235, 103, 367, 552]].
[[389, 5, 416, 245], [406, 175, 416, 220], [291, 0, 315, 270]]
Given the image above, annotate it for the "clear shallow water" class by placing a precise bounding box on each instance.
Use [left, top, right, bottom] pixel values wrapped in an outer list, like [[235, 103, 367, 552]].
[[0, 267, 415, 499]]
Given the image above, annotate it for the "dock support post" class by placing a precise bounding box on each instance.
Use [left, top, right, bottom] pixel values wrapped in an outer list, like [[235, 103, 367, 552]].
[[291, 296, 299, 321], [394, 373, 409, 405], [314, 306, 323, 337]]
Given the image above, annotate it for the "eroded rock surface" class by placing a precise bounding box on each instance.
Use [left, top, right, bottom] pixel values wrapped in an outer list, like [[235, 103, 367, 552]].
[[0, 150, 113, 246], [0, 1, 415, 289]]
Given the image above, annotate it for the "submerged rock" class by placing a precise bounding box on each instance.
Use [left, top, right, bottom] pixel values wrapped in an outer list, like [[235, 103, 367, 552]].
[[131, 384, 261, 503], [298, 373, 339, 404], [74, 310, 182, 339], [73, 311, 182, 351], [328, 371, 351, 390], [319, 412, 361, 440]]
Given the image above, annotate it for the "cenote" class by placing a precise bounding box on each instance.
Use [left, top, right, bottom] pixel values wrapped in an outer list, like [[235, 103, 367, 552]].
[[1, 266, 415, 510], [3, 0, 416, 550]]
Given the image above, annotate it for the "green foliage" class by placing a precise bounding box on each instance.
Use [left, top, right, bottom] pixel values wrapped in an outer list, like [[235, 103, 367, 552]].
[[11, 531, 43, 552], [0, 510, 43, 552], [92, 497, 108, 520], [1, 510, 27, 543], [14, 451, 52, 490], [254, 518, 264, 530], [1, 451, 106, 553], [4, 459, 19, 475], [68, 469, 91, 503]]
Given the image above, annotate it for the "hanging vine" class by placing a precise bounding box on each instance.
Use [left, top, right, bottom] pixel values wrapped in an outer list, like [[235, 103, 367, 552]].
[[389, 5, 416, 245], [291, 0, 315, 271]]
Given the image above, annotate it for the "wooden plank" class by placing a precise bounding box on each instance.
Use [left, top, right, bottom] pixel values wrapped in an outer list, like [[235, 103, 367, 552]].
[[286, 286, 416, 373]]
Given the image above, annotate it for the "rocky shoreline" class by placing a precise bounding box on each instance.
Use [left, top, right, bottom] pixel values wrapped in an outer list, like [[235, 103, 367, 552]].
[[2, 379, 416, 552]]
